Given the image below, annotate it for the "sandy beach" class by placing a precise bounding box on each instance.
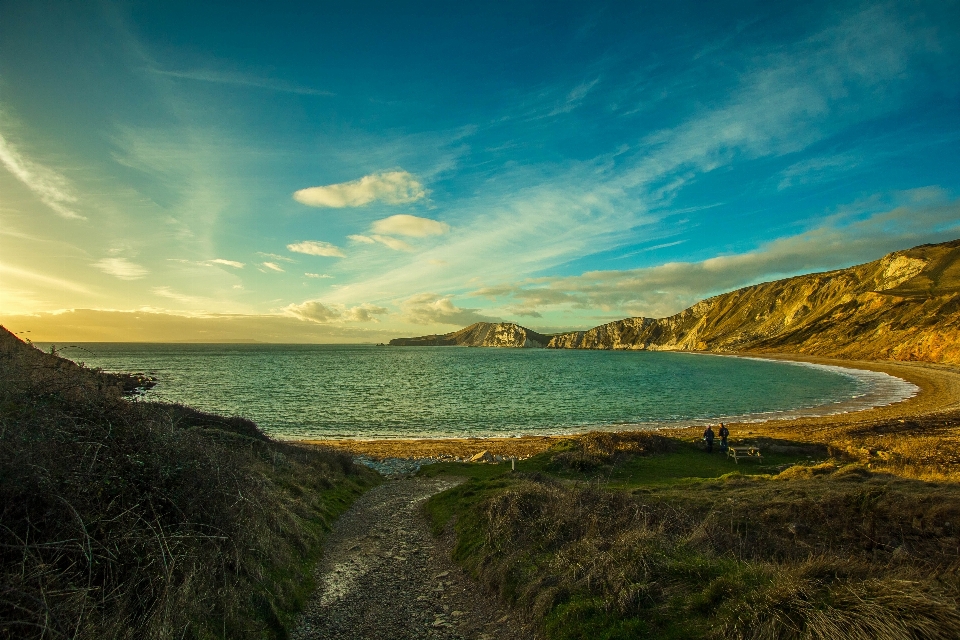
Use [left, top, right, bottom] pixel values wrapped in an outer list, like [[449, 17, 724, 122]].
[[302, 353, 960, 462]]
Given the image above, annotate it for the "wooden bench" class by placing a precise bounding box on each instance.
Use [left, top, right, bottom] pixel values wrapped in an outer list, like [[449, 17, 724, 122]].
[[727, 446, 762, 464]]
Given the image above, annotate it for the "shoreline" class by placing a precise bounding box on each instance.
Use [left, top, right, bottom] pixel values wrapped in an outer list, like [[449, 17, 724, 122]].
[[302, 353, 960, 461]]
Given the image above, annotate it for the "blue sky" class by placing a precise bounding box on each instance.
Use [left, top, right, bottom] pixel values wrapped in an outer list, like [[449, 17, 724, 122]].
[[1, 0, 959, 341]]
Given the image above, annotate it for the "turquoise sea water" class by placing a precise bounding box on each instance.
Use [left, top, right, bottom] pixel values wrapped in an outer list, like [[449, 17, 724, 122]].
[[43, 344, 916, 440]]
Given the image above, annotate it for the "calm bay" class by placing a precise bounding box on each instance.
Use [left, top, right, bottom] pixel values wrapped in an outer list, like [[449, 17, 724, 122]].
[[43, 343, 917, 440]]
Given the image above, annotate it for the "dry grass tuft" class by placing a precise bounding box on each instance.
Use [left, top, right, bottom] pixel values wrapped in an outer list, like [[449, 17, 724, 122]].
[[0, 327, 375, 639], [725, 564, 960, 640], [433, 466, 960, 639]]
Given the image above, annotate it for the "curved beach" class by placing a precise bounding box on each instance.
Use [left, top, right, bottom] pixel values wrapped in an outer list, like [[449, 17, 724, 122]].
[[305, 354, 960, 462]]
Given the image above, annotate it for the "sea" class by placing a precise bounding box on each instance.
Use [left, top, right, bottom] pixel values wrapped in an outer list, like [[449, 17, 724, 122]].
[[40, 343, 918, 440]]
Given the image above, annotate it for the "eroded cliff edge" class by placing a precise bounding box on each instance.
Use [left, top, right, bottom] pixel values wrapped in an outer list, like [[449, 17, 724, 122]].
[[391, 239, 960, 364], [546, 239, 960, 364]]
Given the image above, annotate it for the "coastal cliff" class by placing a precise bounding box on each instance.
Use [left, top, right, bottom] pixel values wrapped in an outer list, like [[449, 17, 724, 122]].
[[546, 239, 960, 364], [389, 321, 551, 348], [391, 239, 960, 364]]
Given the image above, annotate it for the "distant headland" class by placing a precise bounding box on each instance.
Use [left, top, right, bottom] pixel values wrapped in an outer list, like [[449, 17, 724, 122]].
[[390, 239, 960, 365]]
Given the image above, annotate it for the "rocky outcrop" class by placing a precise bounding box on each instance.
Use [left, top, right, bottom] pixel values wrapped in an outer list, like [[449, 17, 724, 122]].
[[545, 239, 960, 364], [389, 322, 551, 348]]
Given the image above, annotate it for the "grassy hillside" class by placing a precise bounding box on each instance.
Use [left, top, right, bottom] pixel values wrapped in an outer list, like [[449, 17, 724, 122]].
[[424, 432, 960, 639], [0, 327, 379, 639]]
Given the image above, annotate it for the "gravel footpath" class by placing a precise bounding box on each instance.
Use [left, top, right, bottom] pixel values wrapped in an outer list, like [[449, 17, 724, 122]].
[[292, 476, 532, 640]]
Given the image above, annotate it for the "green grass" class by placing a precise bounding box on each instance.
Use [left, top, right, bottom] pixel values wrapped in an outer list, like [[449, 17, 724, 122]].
[[600, 441, 813, 487], [422, 432, 960, 640], [257, 475, 377, 635], [418, 439, 815, 488], [417, 459, 515, 480]]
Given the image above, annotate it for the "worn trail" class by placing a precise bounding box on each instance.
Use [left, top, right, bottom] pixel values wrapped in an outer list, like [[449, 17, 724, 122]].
[[292, 476, 528, 640]]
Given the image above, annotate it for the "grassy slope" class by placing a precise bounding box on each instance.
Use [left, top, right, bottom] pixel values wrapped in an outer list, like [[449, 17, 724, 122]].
[[0, 328, 380, 639], [424, 433, 960, 639]]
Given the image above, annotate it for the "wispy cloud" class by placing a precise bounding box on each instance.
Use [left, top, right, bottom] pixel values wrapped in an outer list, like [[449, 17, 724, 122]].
[[0, 131, 84, 220], [93, 258, 148, 280], [778, 153, 861, 190], [293, 170, 426, 208], [546, 78, 600, 116], [401, 293, 496, 326], [474, 191, 960, 319], [169, 258, 246, 269], [371, 214, 450, 237], [344, 215, 450, 255], [319, 4, 941, 314], [0, 262, 94, 294], [348, 234, 414, 252], [612, 239, 688, 261], [152, 286, 202, 304], [619, 5, 927, 199], [287, 240, 346, 258], [285, 300, 388, 323], [208, 258, 244, 268], [371, 235, 414, 252], [261, 262, 285, 273], [149, 67, 335, 96], [348, 234, 377, 244], [305, 272, 333, 279], [257, 252, 296, 263]]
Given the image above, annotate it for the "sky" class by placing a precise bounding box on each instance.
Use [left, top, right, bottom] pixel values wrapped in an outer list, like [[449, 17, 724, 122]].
[[1, 0, 959, 342]]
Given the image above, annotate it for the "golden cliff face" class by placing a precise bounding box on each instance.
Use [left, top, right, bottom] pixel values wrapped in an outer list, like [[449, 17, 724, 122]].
[[546, 239, 960, 364], [388, 240, 960, 364]]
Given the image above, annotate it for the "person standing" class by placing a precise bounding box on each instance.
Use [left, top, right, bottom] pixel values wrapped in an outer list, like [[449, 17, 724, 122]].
[[718, 423, 729, 452], [703, 425, 715, 453]]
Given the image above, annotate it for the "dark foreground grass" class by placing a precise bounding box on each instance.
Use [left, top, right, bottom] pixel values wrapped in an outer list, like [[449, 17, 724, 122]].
[[0, 328, 380, 639], [425, 433, 960, 639]]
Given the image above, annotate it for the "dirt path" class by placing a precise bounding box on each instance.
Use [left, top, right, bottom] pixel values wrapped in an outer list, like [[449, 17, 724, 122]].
[[292, 476, 530, 640]]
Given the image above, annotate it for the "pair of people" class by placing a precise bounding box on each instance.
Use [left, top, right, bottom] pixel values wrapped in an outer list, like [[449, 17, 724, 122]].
[[702, 423, 729, 453]]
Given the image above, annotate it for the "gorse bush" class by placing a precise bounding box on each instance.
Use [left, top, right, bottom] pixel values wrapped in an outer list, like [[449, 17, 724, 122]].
[[0, 328, 376, 639]]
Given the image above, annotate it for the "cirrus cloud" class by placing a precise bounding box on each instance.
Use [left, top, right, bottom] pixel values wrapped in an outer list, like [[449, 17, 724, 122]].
[[369, 235, 413, 252], [473, 191, 960, 320], [0, 130, 84, 220], [348, 233, 414, 252], [293, 170, 425, 208], [287, 240, 346, 258], [348, 234, 377, 244], [371, 214, 449, 237], [93, 257, 148, 280], [208, 258, 244, 268]]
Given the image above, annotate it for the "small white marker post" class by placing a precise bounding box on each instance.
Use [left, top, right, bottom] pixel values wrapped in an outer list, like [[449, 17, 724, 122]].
[[511, 457, 515, 472]]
